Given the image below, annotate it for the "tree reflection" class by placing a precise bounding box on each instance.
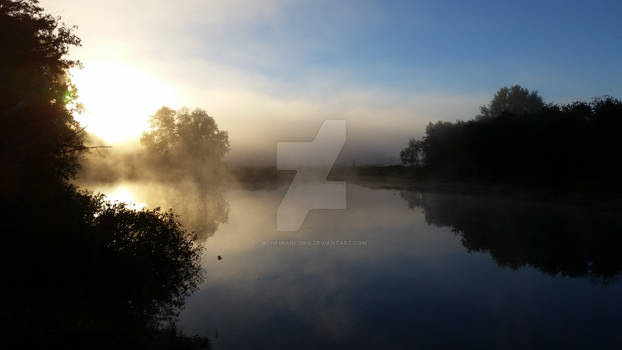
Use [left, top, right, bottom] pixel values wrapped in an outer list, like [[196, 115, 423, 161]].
[[80, 105, 232, 240], [147, 181, 229, 241], [92, 180, 229, 241], [400, 190, 622, 284]]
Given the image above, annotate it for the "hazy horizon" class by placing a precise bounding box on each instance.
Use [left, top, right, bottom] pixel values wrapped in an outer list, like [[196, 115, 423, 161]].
[[6, 1, 622, 348], [42, 0, 622, 164]]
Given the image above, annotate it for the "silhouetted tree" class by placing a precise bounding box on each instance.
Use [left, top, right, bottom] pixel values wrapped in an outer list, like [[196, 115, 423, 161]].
[[76, 106, 232, 240], [400, 86, 622, 186], [140, 107, 230, 238], [87, 196, 204, 325], [141, 107, 229, 184], [0, 0, 85, 194], [400, 138, 424, 166], [1, 1, 209, 347], [478, 85, 544, 119]]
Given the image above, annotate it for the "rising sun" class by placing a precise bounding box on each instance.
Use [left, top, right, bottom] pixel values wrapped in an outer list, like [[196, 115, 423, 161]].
[[70, 61, 179, 144]]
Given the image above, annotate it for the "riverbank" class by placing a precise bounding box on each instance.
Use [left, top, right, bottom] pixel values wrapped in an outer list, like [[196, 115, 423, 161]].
[[229, 165, 622, 211]]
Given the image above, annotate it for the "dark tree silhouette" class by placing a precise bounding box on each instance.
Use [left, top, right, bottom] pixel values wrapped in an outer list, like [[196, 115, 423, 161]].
[[0, 0, 85, 194], [400, 86, 622, 187], [1, 1, 209, 348], [400, 138, 424, 166], [6, 188, 207, 348], [478, 85, 544, 119]]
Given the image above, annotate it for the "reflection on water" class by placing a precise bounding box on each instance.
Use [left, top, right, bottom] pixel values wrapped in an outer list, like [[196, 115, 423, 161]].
[[400, 190, 622, 284], [168, 184, 622, 349], [82, 181, 622, 348], [88, 181, 228, 240]]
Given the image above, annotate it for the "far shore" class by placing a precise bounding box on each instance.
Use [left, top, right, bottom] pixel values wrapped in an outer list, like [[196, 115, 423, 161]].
[[228, 165, 622, 207]]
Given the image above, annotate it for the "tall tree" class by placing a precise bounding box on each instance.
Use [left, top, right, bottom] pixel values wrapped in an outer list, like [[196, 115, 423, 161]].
[[478, 85, 544, 119], [400, 138, 424, 166], [1, 0, 84, 193], [1, 2, 209, 347], [141, 107, 230, 184]]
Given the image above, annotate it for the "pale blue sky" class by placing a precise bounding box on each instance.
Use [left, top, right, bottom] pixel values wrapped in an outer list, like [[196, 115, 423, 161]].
[[44, 0, 622, 163]]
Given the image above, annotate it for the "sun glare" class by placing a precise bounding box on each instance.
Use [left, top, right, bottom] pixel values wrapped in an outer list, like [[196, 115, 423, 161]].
[[100, 186, 147, 210], [70, 61, 179, 144]]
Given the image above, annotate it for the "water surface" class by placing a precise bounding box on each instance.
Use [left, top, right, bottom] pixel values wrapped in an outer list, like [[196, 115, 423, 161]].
[[92, 182, 622, 349]]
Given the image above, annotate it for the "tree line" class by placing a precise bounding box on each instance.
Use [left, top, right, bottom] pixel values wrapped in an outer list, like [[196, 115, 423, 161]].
[[401, 85, 622, 187]]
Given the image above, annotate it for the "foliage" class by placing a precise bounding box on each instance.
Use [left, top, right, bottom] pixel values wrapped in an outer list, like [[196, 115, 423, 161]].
[[1, 1, 209, 347], [88, 195, 204, 325], [478, 85, 544, 119], [400, 138, 424, 166], [138, 107, 231, 238], [401, 86, 622, 186], [0, 0, 85, 190], [4, 183, 207, 347], [141, 107, 229, 184]]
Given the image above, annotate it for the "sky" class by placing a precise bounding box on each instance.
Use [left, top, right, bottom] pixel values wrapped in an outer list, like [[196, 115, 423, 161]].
[[42, 0, 622, 164]]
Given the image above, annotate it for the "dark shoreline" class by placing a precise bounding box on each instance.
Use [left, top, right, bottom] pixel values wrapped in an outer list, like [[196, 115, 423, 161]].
[[227, 165, 622, 210]]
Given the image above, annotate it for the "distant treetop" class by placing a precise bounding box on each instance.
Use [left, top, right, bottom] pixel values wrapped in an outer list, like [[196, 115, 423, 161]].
[[478, 85, 544, 119]]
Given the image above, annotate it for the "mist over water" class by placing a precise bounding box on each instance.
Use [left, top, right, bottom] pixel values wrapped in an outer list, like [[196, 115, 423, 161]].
[[85, 180, 228, 240], [80, 180, 622, 349], [71, 86, 622, 349], [7, 0, 622, 348]]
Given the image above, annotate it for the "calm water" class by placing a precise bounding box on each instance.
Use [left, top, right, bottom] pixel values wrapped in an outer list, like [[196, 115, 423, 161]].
[[91, 182, 622, 349]]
